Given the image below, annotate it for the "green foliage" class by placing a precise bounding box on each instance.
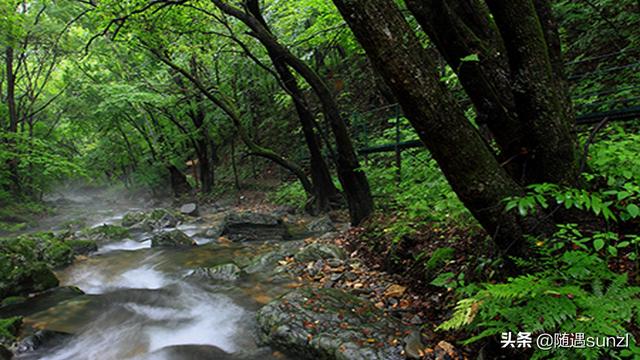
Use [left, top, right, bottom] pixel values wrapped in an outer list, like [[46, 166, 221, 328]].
[[0, 316, 22, 342], [268, 181, 308, 210], [439, 250, 640, 359]]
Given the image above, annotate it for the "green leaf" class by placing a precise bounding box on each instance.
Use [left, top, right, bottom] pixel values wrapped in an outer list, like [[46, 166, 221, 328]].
[[627, 204, 640, 218], [593, 239, 605, 251], [460, 54, 479, 62]]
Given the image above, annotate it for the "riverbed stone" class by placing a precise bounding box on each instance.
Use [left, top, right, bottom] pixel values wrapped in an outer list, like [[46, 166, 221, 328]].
[[15, 329, 71, 353], [256, 288, 407, 360], [179, 203, 198, 216], [151, 230, 196, 248], [307, 216, 336, 234], [222, 212, 290, 242], [294, 243, 346, 263], [188, 263, 242, 282]]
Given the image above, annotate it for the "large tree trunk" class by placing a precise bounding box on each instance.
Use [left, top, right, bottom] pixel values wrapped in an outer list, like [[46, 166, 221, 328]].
[[332, 0, 549, 255], [212, 0, 374, 225], [168, 165, 192, 197], [247, 0, 340, 213], [404, 0, 525, 178], [486, 0, 580, 186]]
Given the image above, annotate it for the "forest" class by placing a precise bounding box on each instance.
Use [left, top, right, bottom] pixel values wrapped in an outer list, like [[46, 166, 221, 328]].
[[0, 0, 639, 359]]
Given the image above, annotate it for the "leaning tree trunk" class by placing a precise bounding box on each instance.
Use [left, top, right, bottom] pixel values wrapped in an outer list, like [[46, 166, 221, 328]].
[[486, 0, 580, 186], [212, 0, 373, 225], [168, 165, 192, 197], [332, 0, 554, 255], [247, 0, 340, 213], [404, 0, 526, 179]]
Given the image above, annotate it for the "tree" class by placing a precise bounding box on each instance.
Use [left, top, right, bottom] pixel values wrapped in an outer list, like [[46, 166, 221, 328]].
[[332, 0, 582, 254], [209, 0, 374, 225]]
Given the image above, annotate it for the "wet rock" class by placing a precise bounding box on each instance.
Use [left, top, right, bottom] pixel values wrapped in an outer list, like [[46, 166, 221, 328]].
[[307, 216, 336, 234], [147, 344, 235, 359], [179, 203, 198, 216], [79, 224, 129, 243], [151, 230, 196, 248], [122, 209, 183, 230], [294, 243, 346, 263], [121, 211, 147, 227], [15, 329, 71, 353], [188, 263, 242, 282], [256, 287, 408, 360], [243, 242, 302, 274], [0, 263, 59, 300], [222, 212, 290, 242]]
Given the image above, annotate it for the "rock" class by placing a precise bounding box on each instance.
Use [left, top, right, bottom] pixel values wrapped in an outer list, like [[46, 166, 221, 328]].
[[294, 243, 346, 263], [180, 203, 199, 216], [80, 224, 129, 242], [188, 263, 242, 282], [151, 230, 196, 248], [66, 239, 98, 255], [403, 331, 426, 359], [0, 344, 11, 360], [0, 264, 59, 300], [222, 212, 290, 242], [307, 216, 336, 234], [148, 344, 235, 359], [257, 288, 408, 360], [122, 209, 183, 230], [15, 329, 71, 353], [121, 211, 147, 227], [433, 340, 462, 360]]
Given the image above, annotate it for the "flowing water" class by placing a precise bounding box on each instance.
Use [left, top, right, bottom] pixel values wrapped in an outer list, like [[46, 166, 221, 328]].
[[3, 190, 298, 360]]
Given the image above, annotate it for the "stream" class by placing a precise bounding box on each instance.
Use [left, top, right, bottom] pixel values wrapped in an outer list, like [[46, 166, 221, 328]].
[[3, 190, 299, 360]]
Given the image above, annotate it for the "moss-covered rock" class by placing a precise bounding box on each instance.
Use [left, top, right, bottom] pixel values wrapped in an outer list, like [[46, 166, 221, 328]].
[[0, 231, 92, 300], [424, 247, 455, 273], [151, 230, 196, 248], [256, 288, 407, 360], [188, 263, 242, 282], [122, 209, 185, 230], [80, 224, 129, 243]]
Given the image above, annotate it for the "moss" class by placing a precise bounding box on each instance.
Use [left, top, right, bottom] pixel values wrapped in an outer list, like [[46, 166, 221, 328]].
[[82, 224, 129, 241], [0, 316, 22, 342], [122, 211, 146, 227], [1, 296, 26, 307], [425, 246, 455, 272]]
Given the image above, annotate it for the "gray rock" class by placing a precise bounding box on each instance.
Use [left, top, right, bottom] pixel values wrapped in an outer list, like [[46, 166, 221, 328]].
[[294, 243, 346, 263], [222, 212, 290, 242], [16, 330, 71, 353], [256, 288, 407, 360], [180, 203, 198, 216], [307, 216, 336, 234], [188, 263, 242, 282], [147, 344, 234, 359], [151, 230, 196, 248]]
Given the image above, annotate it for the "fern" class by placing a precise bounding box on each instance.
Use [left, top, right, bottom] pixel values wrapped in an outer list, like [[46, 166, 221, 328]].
[[438, 251, 640, 359]]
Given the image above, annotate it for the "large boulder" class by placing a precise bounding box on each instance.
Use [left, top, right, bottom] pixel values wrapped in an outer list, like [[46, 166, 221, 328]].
[[222, 212, 290, 242], [79, 224, 129, 244], [187, 263, 242, 282], [256, 288, 407, 360], [151, 230, 196, 248]]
